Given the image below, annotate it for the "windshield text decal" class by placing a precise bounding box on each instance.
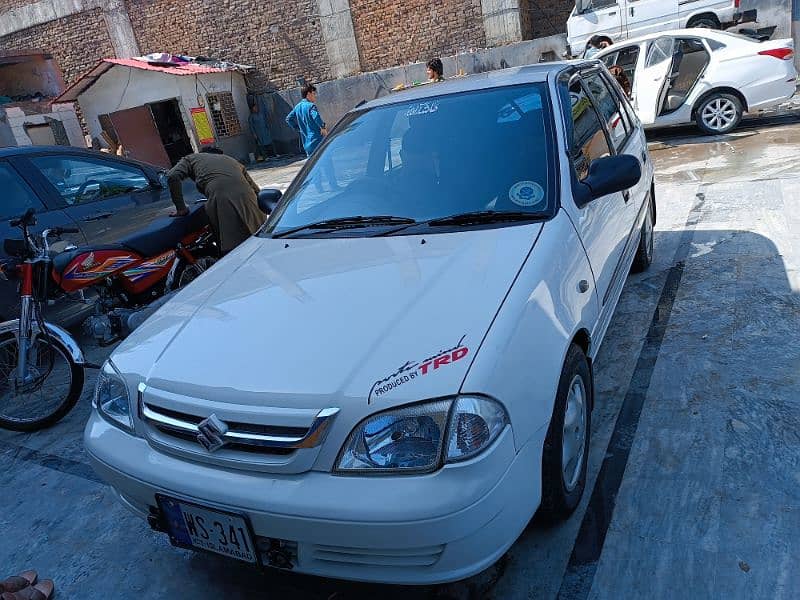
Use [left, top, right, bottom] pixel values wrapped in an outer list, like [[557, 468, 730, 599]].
[[406, 101, 439, 117], [368, 335, 468, 403]]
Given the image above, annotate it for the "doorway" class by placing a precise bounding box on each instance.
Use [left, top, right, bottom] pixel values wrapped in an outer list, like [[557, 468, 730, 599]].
[[148, 99, 193, 166]]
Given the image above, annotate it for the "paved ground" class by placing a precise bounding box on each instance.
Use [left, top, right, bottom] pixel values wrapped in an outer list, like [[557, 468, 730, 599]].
[[1, 115, 799, 599]]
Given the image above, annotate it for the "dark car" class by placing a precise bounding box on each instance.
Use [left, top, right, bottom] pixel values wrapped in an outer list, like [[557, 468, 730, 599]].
[[0, 145, 200, 326]]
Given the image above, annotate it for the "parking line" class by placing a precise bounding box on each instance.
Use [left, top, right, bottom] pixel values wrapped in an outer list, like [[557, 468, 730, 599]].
[[2, 442, 104, 485], [557, 190, 707, 600]]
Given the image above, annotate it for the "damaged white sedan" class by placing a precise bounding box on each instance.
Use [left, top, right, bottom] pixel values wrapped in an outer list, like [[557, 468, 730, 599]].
[[85, 61, 654, 584]]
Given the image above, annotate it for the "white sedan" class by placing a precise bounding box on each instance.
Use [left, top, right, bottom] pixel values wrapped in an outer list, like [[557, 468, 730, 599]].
[[596, 29, 797, 134], [85, 63, 654, 584]]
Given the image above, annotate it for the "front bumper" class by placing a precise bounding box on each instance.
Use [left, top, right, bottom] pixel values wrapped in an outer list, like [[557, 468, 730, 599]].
[[85, 410, 544, 585]]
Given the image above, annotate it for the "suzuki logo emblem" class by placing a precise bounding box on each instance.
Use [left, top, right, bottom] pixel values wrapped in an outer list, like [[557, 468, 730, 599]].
[[196, 413, 228, 452]]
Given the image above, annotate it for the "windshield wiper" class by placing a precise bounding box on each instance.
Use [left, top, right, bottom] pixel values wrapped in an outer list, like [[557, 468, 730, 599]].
[[273, 215, 417, 238], [424, 210, 550, 227]]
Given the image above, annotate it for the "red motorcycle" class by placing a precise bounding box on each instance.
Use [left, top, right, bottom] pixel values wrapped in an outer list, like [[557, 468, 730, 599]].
[[48, 204, 219, 344]]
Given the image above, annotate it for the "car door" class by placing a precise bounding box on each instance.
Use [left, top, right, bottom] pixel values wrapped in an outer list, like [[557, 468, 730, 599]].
[[0, 158, 87, 318], [562, 72, 633, 306], [624, 0, 678, 39], [25, 153, 173, 248], [572, 0, 624, 53], [633, 36, 675, 124]]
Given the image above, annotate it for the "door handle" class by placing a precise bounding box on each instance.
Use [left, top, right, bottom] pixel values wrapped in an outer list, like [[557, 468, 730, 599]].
[[608, 11, 617, 16], [82, 212, 112, 222], [641, 150, 648, 164]]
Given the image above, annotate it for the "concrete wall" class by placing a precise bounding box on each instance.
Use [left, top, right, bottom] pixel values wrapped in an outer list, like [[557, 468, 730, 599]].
[[744, 0, 792, 39], [77, 66, 252, 162], [267, 33, 568, 152], [0, 102, 83, 146]]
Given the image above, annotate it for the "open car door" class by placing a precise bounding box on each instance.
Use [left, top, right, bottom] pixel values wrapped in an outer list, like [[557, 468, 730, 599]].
[[633, 36, 674, 124]]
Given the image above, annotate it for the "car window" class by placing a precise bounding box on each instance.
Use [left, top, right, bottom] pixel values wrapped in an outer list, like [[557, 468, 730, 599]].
[[583, 0, 618, 10], [645, 37, 674, 68], [706, 39, 726, 52], [0, 162, 46, 221], [569, 79, 612, 182], [30, 155, 150, 206], [583, 72, 629, 151], [608, 45, 640, 90], [265, 83, 556, 236]]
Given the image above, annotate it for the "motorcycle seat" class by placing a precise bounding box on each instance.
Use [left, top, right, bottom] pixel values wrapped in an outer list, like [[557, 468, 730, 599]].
[[52, 206, 210, 277], [121, 205, 209, 258]]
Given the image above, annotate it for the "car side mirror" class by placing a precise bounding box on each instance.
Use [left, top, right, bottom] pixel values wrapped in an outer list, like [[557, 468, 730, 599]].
[[577, 155, 642, 206], [258, 188, 282, 214]]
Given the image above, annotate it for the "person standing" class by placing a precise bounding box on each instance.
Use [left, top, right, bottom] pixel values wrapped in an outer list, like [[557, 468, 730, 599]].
[[167, 147, 266, 254], [248, 102, 276, 161], [285, 83, 327, 157], [426, 58, 445, 82]]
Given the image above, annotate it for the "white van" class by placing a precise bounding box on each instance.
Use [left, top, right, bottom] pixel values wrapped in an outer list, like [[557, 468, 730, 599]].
[[566, 0, 757, 57]]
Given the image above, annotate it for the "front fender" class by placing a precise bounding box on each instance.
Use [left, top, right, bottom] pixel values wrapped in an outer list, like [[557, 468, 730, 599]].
[[0, 319, 88, 365], [460, 211, 600, 451]]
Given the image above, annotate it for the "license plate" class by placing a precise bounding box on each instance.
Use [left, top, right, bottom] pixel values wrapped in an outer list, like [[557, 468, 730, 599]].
[[156, 495, 258, 564]]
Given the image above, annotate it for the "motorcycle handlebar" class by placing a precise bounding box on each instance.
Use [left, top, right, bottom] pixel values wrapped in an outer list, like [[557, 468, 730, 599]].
[[9, 208, 36, 229], [52, 227, 79, 235]]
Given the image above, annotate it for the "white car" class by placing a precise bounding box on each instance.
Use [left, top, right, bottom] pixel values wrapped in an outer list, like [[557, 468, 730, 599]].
[[566, 0, 757, 58], [84, 63, 654, 584], [596, 29, 797, 134]]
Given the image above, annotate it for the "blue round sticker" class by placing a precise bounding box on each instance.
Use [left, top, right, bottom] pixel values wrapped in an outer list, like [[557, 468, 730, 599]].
[[509, 181, 545, 208]]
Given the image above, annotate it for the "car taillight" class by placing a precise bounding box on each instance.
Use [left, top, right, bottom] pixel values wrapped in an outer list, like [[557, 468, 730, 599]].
[[759, 48, 794, 60], [734, 0, 740, 7]]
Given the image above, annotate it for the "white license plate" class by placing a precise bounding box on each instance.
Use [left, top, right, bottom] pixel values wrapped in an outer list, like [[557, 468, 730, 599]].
[[157, 495, 258, 564]]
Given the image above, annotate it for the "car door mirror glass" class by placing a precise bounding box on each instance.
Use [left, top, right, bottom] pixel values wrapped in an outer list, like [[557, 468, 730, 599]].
[[582, 155, 642, 202]]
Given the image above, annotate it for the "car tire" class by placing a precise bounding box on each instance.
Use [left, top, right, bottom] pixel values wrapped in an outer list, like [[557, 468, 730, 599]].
[[631, 194, 655, 273], [695, 93, 743, 135], [688, 15, 720, 29], [540, 343, 592, 522]]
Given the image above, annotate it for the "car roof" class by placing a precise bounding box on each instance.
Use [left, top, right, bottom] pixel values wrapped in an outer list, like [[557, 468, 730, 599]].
[[0, 145, 160, 172], [595, 28, 751, 56], [357, 61, 592, 112]]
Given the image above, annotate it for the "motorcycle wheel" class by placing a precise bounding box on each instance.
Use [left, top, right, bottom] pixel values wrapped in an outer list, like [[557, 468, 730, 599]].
[[0, 332, 84, 431], [171, 256, 217, 290]]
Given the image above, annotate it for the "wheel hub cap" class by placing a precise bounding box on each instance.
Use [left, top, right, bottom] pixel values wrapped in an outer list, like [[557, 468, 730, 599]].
[[562, 374, 588, 491]]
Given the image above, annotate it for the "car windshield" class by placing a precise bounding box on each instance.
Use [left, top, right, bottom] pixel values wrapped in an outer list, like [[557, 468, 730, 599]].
[[263, 82, 556, 237]]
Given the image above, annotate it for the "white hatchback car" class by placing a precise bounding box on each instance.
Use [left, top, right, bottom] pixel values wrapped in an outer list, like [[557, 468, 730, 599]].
[[85, 63, 654, 584], [596, 29, 797, 134]]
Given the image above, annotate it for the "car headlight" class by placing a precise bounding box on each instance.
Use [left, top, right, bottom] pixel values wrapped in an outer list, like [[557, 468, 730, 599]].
[[93, 359, 133, 432], [335, 396, 508, 474]]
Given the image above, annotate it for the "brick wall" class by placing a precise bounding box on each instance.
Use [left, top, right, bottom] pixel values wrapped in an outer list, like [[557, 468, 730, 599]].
[[126, 0, 331, 90], [0, 10, 115, 85], [0, 0, 35, 14], [350, 0, 486, 73], [521, 0, 574, 39]]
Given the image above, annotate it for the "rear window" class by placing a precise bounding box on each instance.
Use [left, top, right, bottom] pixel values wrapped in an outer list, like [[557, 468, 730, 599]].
[[265, 83, 557, 236]]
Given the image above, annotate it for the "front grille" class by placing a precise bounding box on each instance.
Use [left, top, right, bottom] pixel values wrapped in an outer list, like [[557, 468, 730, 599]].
[[310, 543, 445, 568], [138, 383, 340, 460]]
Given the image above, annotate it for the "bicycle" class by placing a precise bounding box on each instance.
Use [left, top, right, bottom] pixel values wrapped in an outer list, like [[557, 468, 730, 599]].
[[0, 209, 90, 431]]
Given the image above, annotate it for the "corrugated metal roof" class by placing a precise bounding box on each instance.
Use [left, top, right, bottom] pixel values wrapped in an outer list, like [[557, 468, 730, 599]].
[[54, 58, 239, 102], [104, 58, 230, 75]]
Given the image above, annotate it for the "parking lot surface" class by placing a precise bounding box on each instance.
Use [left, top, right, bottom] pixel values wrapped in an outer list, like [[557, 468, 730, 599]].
[[2, 116, 799, 599]]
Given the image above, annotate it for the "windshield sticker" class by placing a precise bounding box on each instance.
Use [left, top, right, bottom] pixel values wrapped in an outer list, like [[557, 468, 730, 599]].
[[368, 335, 469, 403], [406, 101, 439, 117], [509, 181, 545, 208]]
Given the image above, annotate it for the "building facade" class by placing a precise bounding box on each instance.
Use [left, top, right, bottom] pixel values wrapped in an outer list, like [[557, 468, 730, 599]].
[[0, 0, 575, 92]]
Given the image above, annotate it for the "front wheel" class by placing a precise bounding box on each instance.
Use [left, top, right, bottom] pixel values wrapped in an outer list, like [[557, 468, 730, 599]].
[[695, 93, 743, 135], [170, 256, 217, 290], [540, 344, 592, 522], [631, 196, 655, 273], [0, 331, 84, 431]]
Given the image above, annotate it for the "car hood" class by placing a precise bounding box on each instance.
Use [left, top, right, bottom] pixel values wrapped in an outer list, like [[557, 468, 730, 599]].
[[113, 226, 542, 412]]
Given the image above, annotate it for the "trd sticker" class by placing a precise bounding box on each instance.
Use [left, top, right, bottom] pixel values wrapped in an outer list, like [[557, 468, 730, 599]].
[[368, 335, 469, 403]]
